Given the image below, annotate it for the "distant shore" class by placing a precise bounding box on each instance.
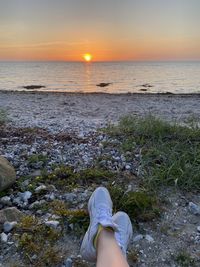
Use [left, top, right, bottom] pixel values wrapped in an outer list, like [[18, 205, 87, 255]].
[[0, 90, 199, 134]]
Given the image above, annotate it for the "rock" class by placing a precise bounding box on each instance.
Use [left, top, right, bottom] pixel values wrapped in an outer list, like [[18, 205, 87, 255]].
[[188, 202, 200, 215], [0, 232, 8, 243], [133, 234, 143, 242], [23, 85, 45, 90], [96, 83, 112, 87], [19, 191, 32, 202], [29, 200, 46, 209], [125, 164, 131, 170], [3, 221, 17, 232], [45, 220, 60, 229], [44, 193, 55, 201], [64, 193, 77, 202], [64, 258, 73, 267], [145, 234, 154, 242], [0, 156, 16, 192], [35, 185, 47, 193], [0, 207, 23, 224], [197, 226, 200, 232], [0, 196, 12, 206]]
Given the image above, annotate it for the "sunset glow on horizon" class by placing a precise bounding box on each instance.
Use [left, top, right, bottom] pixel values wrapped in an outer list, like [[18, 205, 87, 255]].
[[0, 0, 200, 62]]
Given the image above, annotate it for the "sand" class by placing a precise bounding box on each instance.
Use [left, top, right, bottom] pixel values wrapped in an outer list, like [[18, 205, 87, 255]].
[[0, 91, 200, 133]]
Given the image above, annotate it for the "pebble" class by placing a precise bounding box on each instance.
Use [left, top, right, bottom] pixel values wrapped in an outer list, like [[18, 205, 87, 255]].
[[3, 221, 17, 233], [145, 234, 154, 243], [19, 191, 32, 202], [188, 202, 200, 215], [35, 185, 47, 193], [45, 193, 55, 201], [0, 196, 12, 206], [0, 232, 8, 243], [45, 220, 60, 229], [125, 164, 131, 170], [64, 193, 77, 202], [64, 258, 73, 267], [133, 234, 144, 242]]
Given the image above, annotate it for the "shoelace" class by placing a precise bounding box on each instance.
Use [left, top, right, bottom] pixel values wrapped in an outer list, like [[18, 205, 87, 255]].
[[96, 205, 112, 223]]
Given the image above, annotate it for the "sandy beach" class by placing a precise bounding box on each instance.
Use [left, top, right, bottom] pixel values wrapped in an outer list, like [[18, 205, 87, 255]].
[[0, 91, 200, 134]]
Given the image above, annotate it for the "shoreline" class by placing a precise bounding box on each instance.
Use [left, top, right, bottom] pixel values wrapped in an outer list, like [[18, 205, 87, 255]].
[[0, 90, 199, 134], [0, 89, 200, 97]]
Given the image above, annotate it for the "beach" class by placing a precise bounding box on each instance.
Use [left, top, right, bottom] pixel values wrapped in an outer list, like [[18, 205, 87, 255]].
[[0, 91, 200, 134], [0, 91, 200, 267]]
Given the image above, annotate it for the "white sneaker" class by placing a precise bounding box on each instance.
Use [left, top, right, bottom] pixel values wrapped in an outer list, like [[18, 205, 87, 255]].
[[113, 211, 133, 257], [80, 187, 117, 262]]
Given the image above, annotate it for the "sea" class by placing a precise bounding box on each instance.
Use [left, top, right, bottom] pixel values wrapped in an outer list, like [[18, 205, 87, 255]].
[[0, 61, 200, 94]]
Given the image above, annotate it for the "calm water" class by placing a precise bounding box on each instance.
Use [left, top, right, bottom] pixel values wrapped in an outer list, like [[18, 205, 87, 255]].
[[0, 61, 200, 94]]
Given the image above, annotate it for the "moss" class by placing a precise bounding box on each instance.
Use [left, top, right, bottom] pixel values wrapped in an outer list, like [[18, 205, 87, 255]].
[[50, 199, 69, 216], [73, 259, 88, 267], [33, 165, 114, 190], [16, 215, 61, 267], [79, 167, 114, 185], [175, 251, 196, 267], [44, 200, 89, 235]]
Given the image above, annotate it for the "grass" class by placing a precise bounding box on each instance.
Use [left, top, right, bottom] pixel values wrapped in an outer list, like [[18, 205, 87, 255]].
[[27, 154, 48, 166], [105, 115, 200, 191], [109, 185, 160, 222], [175, 251, 196, 267], [0, 109, 7, 125]]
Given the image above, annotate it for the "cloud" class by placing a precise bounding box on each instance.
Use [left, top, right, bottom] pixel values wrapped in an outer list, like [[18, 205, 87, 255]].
[[0, 40, 90, 49]]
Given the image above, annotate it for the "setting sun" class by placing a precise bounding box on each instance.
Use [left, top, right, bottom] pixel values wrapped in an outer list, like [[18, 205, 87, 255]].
[[83, 53, 93, 62]]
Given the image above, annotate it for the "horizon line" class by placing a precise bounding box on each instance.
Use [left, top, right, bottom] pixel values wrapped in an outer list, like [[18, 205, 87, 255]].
[[1, 59, 200, 63]]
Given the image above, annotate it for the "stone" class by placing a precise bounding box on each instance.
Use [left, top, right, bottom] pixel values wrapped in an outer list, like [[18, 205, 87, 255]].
[[64, 258, 73, 267], [19, 191, 32, 202], [0, 232, 8, 243], [35, 185, 47, 193], [29, 200, 46, 209], [0, 196, 12, 206], [197, 226, 200, 232], [64, 193, 77, 202], [125, 164, 131, 170], [0, 207, 23, 224], [133, 234, 143, 242], [3, 221, 17, 232], [45, 220, 60, 229], [145, 234, 154, 242], [0, 156, 16, 192], [188, 202, 200, 215]]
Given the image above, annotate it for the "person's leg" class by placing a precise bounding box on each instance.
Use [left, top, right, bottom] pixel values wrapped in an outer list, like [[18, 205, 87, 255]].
[[80, 187, 132, 266], [96, 228, 129, 267]]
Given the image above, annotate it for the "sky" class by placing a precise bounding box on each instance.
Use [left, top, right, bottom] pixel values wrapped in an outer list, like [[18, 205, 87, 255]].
[[0, 0, 200, 61]]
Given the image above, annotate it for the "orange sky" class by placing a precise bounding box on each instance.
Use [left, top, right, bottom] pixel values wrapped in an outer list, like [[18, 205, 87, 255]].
[[0, 0, 200, 61]]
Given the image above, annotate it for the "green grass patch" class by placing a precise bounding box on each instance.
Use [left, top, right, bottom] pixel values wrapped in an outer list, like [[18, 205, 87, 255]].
[[27, 154, 48, 166], [106, 115, 200, 191], [175, 251, 196, 267], [0, 109, 7, 125], [109, 185, 160, 222]]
